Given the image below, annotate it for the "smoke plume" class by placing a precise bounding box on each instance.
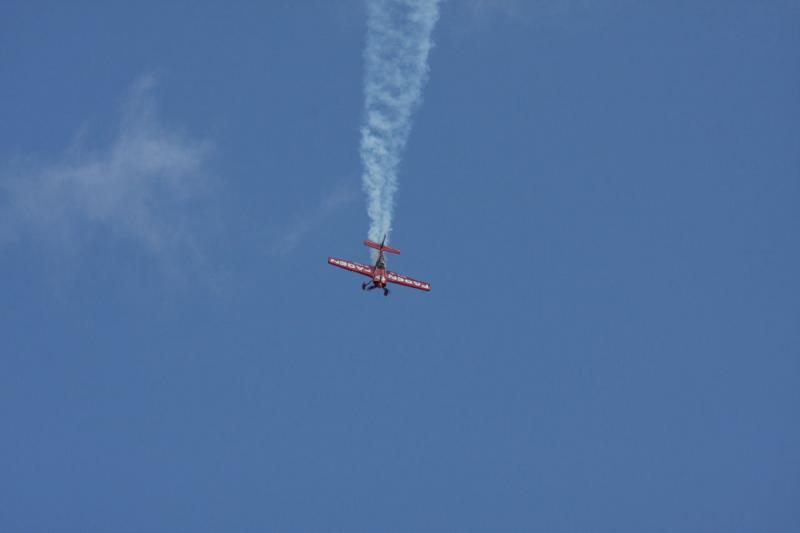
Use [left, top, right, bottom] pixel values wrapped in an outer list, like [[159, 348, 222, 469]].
[[360, 0, 441, 243]]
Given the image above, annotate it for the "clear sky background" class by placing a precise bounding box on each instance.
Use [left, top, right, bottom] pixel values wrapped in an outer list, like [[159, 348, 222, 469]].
[[1, 1, 798, 531]]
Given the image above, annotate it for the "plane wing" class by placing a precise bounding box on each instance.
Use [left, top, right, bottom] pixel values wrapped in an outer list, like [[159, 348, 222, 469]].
[[328, 257, 374, 278], [386, 271, 431, 291]]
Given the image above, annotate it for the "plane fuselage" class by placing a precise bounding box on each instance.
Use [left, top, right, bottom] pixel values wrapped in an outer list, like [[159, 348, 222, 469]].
[[372, 253, 388, 287]]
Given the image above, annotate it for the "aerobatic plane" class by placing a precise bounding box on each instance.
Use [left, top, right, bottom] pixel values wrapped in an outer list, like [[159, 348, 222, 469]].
[[328, 236, 431, 296]]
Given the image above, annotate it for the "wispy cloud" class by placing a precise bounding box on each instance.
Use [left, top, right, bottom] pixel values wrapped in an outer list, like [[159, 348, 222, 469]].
[[271, 183, 359, 255], [0, 75, 214, 272]]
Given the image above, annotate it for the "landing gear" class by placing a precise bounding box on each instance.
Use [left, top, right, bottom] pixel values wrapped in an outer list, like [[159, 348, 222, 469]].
[[362, 280, 389, 296]]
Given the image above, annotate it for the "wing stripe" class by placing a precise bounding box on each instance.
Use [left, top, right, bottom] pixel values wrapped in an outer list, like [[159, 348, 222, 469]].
[[386, 272, 431, 291], [328, 257, 374, 278]]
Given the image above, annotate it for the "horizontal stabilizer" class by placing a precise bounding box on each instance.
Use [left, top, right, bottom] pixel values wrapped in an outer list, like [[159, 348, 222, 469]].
[[364, 239, 400, 254]]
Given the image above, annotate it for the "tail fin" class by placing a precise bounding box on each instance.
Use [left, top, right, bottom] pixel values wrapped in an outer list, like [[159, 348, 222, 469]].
[[364, 238, 400, 255]]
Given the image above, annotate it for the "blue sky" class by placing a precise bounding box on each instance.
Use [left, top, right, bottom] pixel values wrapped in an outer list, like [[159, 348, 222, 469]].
[[1, 1, 798, 531]]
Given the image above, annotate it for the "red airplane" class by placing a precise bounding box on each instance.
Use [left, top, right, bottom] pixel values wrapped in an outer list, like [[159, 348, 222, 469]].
[[328, 236, 431, 296]]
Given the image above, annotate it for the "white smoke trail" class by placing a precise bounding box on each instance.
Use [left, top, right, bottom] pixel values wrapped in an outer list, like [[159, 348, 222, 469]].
[[360, 0, 441, 243]]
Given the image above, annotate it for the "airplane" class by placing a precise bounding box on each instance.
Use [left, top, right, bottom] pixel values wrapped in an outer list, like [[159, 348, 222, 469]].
[[328, 236, 431, 296]]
